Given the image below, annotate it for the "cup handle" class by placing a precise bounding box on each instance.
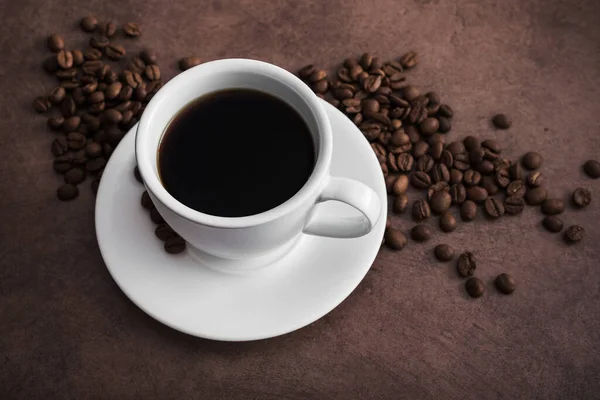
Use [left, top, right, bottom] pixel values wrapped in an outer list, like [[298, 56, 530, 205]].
[[303, 176, 381, 238]]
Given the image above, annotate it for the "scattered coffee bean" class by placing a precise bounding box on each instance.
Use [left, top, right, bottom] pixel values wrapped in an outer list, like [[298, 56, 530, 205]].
[[47, 34, 64, 52], [526, 187, 547, 205], [385, 227, 408, 250], [411, 171, 431, 189], [509, 163, 524, 181], [484, 197, 505, 218], [393, 194, 409, 214], [495, 168, 510, 188], [522, 151, 543, 170], [411, 225, 432, 242], [412, 199, 431, 221], [123, 22, 142, 37], [164, 237, 186, 254], [492, 113, 511, 129], [64, 168, 86, 185], [179, 56, 201, 71], [583, 160, 600, 179], [506, 180, 526, 197], [564, 225, 585, 244], [100, 21, 117, 37], [463, 169, 481, 186], [134, 166, 143, 183], [572, 187, 591, 208], [460, 200, 477, 221], [105, 44, 126, 60], [457, 252, 476, 277], [57, 184, 78, 201], [141, 191, 153, 209], [155, 223, 178, 241], [482, 176, 499, 195], [450, 184, 467, 204], [150, 208, 165, 224], [392, 175, 409, 195], [449, 169, 463, 185], [439, 212, 456, 232], [465, 277, 485, 298], [542, 216, 563, 233], [434, 244, 454, 261], [504, 196, 525, 215], [541, 198, 565, 215], [526, 171, 544, 187], [495, 273, 516, 294], [80, 15, 98, 32], [430, 191, 451, 215], [466, 186, 488, 203]]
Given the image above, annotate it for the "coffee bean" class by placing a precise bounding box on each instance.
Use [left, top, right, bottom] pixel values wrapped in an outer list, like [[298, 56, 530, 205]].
[[313, 80, 328, 94], [466, 186, 488, 203], [583, 160, 600, 179], [155, 223, 178, 241], [397, 153, 414, 172], [49, 87, 66, 104], [72, 50, 84, 66], [572, 187, 592, 208], [51, 137, 68, 157], [145, 65, 161, 81], [542, 216, 563, 233], [66, 132, 86, 150], [100, 21, 117, 37], [399, 51, 418, 69], [80, 15, 98, 32], [526, 187, 547, 205], [179, 56, 201, 71], [449, 169, 463, 185], [390, 131, 409, 147], [133, 166, 143, 184], [83, 47, 102, 61], [387, 153, 399, 172], [34, 96, 51, 113], [460, 200, 477, 221], [105, 44, 126, 60], [564, 225, 585, 244], [484, 197, 505, 218], [88, 91, 105, 104], [413, 141, 429, 158], [504, 196, 525, 215], [419, 117, 439, 136], [492, 113, 511, 129], [526, 171, 544, 188], [450, 184, 467, 205], [437, 117, 451, 133], [495, 169, 510, 188], [427, 181, 449, 201], [86, 157, 106, 173], [431, 163, 450, 183], [53, 154, 72, 173], [494, 158, 511, 172], [465, 277, 485, 298], [164, 237, 186, 254], [385, 227, 408, 250], [393, 194, 409, 214], [401, 85, 420, 102], [47, 34, 64, 52], [439, 212, 456, 232], [434, 244, 454, 261], [82, 60, 103, 74], [446, 141, 465, 157], [436, 104, 452, 119], [416, 155, 434, 173], [430, 191, 452, 215], [64, 168, 86, 185], [469, 148, 485, 166], [298, 64, 315, 79], [123, 22, 142, 37], [85, 142, 102, 158], [481, 140, 501, 160], [57, 184, 78, 201], [463, 169, 481, 186], [457, 252, 476, 277], [308, 69, 327, 83], [411, 171, 431, 189], [522, 151, 543, 170], [430, 141, 444, 160], [541, 198, 565, 215], [476, 160, 494, 176], [411, 224, 432, 242], [150, 208, 165, 224], [392, 175, 409, 195], [90, 34, 109, 49], [495, 273, 516, 294], [63, 116, 81, 133], [463, 136, 480, 151], [509, 163, 524, 181], [506, 180, 526, 197], [141, 191, 154, 209], [118, 85, 133, 102], [412, 199, 431, 221], [48, 116, 64, 131], [71, 149, 87, 166], [453, 153, 470, 171]]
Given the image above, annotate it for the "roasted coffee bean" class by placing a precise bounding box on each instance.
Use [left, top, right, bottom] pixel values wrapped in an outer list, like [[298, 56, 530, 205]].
[[466, 186, 488, 203], [572, 187, 592, 208], [526, 187, 547, 205], [66, 132, 86, 150], [419, 117, 439, 136], [492, 113, 511, 129], [82, 60, 103, 74], [542, 216, 563, 233], [463, 169, 481, 186], [526, 171, 544, 187], [64, 168, 86, 185], [359, 53, 373, 69], [123, 22, 142, 37], [411, 224, 432, 242], [83, 47, 102, 61], [60, 96, 76, 117], [411, 171, 431, 189], [56, 69, 77, 81], [105, 44, 126, 60], [53, 154, 72, 173], [385, 227, 408, 250], [431, 164, 450, 183], [399, 51, 418, 68], [436, 104, 452, 119], [80, 15, 98, 32], [47, 34, 64, 52], [85, 142, 102, 158], [71, 88, 85, 106], [504, 196, 525, 215], [48, 116, 64, 131], [393, 194, 409, 214], [484, 197, 505, 218], [460, 200, 477, 221], [387, 153, 399, 172], [481, 139, 501, 160], [434, 244, 454, 261], [298, 64, 315, 79], [509, 163, 524, 181], [155, 224, 178, 241], [34, 96, 51, 113], [430, 141, 444, 160], [583, 160, 600, 179], [437, 117, 451, 133], [495, 169, 511, 188], [494, 158, 511, 172], [71, 149, 88, 165], [446, 141, 465, 156], [397, 153, 414, 172], [63, 116, 81, 133], [86, 157, 106, 173], [453, 153, 470, 171], [506, 180, 526, 197], [390, 131, 410, 147], [90, 34, 109, 49], [449, 169, 463, 185], [132, 85, 147, 101], [416, 155, 434, 173], [522, 151, 543, 170], [102, 109, 123, 125], [495, 273, 516, 294], [146, 80, 162, 94], [105, 82, 122, 100], [465, 277, 485, 298], [141, 191, 153, 209], [48, 87, 66, 104], [145, 64, 161, 81], [393, 175, 409, 195], [81, 81, 98, 95], [102, 143, 114, 158], [386, 176, 397, 193], [412, 199, 431, 221], [130, 101, 143, 116], [450, 184, 467, 204], [430, 191, 452, 215], [164, 237, 186, 254], [427, 181, 449, 201], [82, 114, 100, 132], [412, 141, 429, 158], [122, 70, 143, 88], [312, 80, 328, 94], [51, 137, 69, 157], [541, 198, 565, 215], [179, 56, 202, 71], [57, 184, 78, 201], [402, 85, 420, 102], [150, 208, 165, 224], [469, 148, 485, 166], [119, 85, 133, 101], [439, 212, 456, 232], [100, 20, 117, 37], [457, 252, 476, 277], [139, 48, 157, 65], [88, 91, 105, 104], [308, 69, 327, 83], [476, 160, 494, 175], [463, 136, 480, 151], [564, 225, 585, 244]]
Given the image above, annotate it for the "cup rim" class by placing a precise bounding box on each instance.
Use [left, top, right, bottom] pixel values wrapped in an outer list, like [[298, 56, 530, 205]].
[[135, 58, 332, 229]]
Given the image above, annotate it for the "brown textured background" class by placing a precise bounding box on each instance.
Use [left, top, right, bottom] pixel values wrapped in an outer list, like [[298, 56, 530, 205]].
[[1, 0, 600, 398]]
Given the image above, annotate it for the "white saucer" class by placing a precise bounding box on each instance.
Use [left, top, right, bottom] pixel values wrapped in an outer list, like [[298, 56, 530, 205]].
[[95, 100, 387, 341]]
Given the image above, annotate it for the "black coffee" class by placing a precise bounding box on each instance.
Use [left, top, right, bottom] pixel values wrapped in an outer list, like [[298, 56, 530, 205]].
[[158, 89, 315, 217]]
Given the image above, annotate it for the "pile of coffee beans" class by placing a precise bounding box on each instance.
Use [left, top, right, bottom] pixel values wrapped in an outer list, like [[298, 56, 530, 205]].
[[34, 16, 163, 201]]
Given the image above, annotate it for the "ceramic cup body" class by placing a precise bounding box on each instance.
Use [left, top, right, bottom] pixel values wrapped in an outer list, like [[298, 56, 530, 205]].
[[136, 59, 381, 263]]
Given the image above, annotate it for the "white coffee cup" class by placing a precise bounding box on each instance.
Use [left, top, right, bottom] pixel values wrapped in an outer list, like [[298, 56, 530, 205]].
[[136, 59, 381, 270]]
